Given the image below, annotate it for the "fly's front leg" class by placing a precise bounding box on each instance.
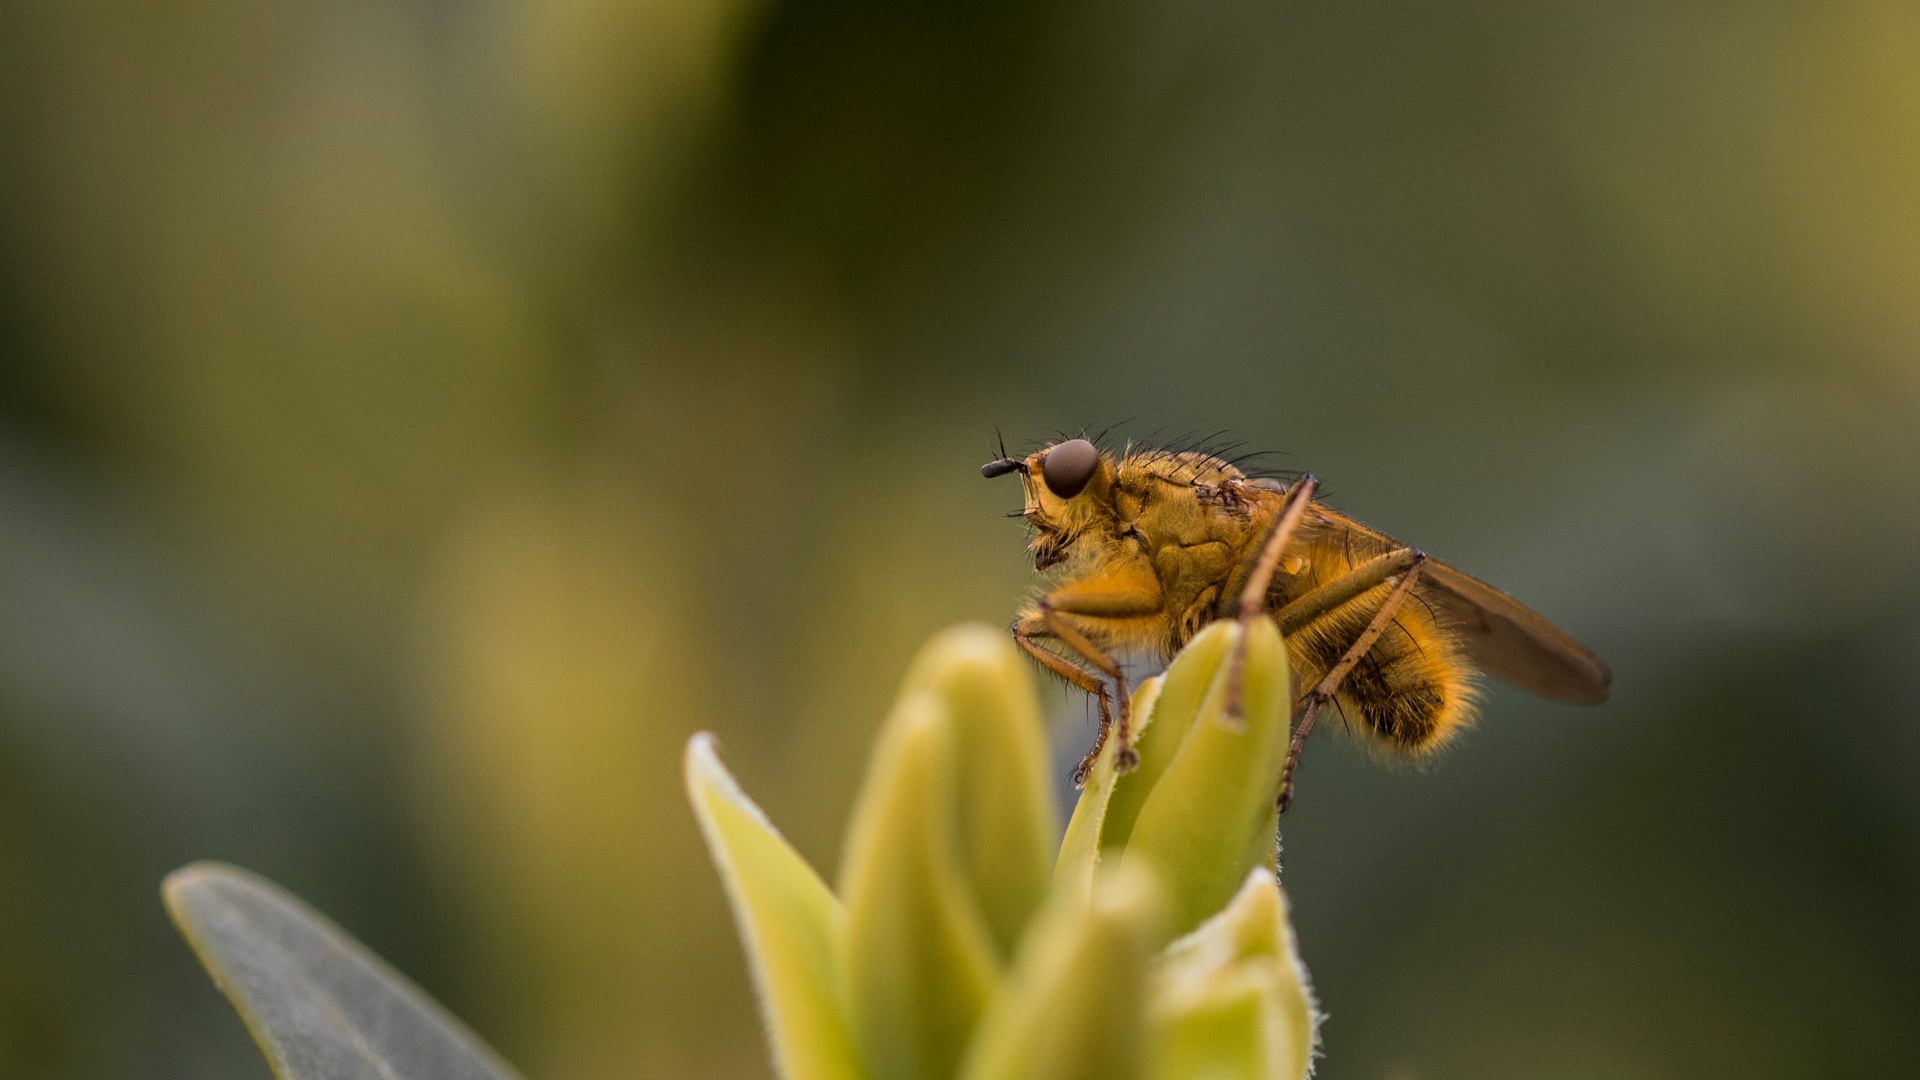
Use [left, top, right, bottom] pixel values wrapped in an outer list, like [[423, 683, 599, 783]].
[[1011, 577, 1163, 783], [1277, 552, 1427, 813], [1037, 597, 1136, 775], [1012, 614, 1115, 785]]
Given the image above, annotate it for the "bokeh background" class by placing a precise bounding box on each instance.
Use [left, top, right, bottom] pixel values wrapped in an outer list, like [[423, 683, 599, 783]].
[[4, 0, 1920, 1077]]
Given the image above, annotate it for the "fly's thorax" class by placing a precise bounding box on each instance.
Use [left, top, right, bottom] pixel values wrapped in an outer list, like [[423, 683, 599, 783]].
[[1113, 450, 1244, 490]]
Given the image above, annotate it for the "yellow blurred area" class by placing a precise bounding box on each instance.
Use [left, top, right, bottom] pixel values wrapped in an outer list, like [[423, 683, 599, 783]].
[[417, 476, 716, 1079], [2, 0, 1920, 1078]]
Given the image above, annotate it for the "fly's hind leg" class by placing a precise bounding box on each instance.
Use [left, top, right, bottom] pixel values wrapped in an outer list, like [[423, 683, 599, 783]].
[[1221, 475, 1319, 726], [1273, 547, 1423, 635], [1276, 552, 1427, 813]]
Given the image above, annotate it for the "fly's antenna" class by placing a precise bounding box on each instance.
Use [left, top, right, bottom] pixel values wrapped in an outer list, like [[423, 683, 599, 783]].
[[982, 425, 1030, 478]]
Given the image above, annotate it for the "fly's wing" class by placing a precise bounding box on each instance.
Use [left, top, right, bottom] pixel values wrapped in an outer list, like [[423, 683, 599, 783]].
[[1418, 562, 1611, 704], [1296, 505, 1611, 705]]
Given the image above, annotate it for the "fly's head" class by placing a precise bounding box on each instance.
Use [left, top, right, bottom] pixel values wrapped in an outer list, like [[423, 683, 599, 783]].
[[981, 437, 1118, 572]]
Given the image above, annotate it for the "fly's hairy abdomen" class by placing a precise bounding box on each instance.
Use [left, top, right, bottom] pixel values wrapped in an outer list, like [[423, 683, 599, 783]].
[[1273, 536, 1479, 754]]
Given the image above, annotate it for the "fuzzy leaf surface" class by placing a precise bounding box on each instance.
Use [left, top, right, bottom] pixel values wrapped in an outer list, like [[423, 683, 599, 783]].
[[686, 734, 865, 1080], [1121, 618, 1292, 938], [840, 693, 1001, 1080], [901, 624, 1057, 958]]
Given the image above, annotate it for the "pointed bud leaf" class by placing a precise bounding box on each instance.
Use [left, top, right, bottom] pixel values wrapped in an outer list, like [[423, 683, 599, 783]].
[[1151, 870, 1320, 1080], [1054, 675, 1164, 908], [1099, 622, 1238, 852], [685, 735, 864, 1080], [901, 624, 1058, 958], [840, 693, 1001, 1080], [1120, 618, 1292, 937], [959, 863, 1163, 1080], [1152, 967, 1291, 1080]]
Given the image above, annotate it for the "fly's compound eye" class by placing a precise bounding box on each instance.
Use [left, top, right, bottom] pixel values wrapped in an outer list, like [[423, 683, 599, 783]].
[[1041, 438, 1099, 498]]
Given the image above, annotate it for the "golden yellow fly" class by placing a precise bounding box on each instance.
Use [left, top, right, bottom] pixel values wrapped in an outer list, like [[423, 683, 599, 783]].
[[982, 435, 1609, 810]]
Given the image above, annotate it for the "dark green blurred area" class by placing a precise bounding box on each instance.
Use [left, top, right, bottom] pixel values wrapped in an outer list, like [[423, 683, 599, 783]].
[[3, 0, 1919, 1077]]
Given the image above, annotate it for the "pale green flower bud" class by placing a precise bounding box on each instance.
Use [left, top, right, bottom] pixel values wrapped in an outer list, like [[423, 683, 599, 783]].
[[682, 617, 1314, 1080], [839, 690, 1003, 1080], [1097, 621, 1238, 854], [839, 624, 1057, 1080], [170, 620, 1322, 1080], [1150, 869, 1321, 1080], [1110, 618, 1295, 938], [959, 863, 1163, 1080], [1054, 676, 1165, 909], [899, 624, 1059, 958]]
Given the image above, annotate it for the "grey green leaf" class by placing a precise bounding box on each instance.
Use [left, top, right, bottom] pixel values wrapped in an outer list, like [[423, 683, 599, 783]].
[[162, 861, 524, 1080]]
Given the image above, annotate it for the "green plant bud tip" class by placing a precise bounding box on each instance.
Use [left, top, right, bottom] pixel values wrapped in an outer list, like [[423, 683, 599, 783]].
[[1153, 870, 1320, 1080], [901, 623, 1058, 959], [1119, 618, 1293, 939], [685, 734, 864, 1080], [840, 693, 1002, 1080], [958, 862, 1163, 1080]]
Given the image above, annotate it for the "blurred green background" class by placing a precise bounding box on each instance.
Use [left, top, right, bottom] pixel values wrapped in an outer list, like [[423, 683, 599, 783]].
[[3, 0, 1919, 1077]]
